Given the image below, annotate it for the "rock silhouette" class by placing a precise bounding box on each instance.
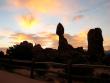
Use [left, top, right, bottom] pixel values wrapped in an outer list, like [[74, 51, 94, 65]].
[[56, 23, 64, 36], [0, 23, 107, 65], [87, 28, 105, 63], [56, 23, 73, 52], [56, 23, 86, 64]]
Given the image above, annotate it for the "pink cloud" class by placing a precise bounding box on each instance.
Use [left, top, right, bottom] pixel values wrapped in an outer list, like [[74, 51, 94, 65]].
[[9, 0, 81, 16], [73, 15, 84, 21]]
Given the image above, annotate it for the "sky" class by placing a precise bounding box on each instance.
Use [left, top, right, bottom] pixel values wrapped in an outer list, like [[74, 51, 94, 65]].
[[0, 0, 110, 51]]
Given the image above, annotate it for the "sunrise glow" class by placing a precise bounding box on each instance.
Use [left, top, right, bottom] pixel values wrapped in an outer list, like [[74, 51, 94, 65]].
[[18, 15, 39, 29], [0, 0, 110, 51]]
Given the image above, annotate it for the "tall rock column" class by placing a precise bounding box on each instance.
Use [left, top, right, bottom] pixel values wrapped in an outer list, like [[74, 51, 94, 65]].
[[87, 28, 104, 63]]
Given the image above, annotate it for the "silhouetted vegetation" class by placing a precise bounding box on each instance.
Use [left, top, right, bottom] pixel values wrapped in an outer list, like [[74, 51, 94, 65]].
[[6, 41, 33, 60]]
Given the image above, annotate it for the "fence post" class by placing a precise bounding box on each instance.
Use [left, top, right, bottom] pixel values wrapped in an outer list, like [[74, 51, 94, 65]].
[[67, 60, 72, 83], [30, 58, 35, 79], [8, 55, 14, 72]]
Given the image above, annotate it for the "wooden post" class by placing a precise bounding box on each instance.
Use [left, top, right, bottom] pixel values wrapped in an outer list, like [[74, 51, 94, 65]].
[[30, 58, 35, 79], [8, 55, 13, 72], [67, 60, 72, 83]]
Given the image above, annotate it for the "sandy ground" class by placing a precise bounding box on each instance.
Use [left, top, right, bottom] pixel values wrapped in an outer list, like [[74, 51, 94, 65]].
[[0, 70, 46, 83]]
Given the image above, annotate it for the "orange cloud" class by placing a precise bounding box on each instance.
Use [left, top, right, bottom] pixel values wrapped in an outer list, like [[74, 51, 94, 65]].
[[65, 31, 87, 49], [103, 36, 110, 51], [9, 31, 110, 50], [0, 29, 109, 51], [37, 31, 87, 49], [37, 32, 59, 48], [10, 33, 35, 44], [10, 0, 60, 14], [17, 14, 39, 30], [9, 0, 80, 16], [10, 32, 58, 48]]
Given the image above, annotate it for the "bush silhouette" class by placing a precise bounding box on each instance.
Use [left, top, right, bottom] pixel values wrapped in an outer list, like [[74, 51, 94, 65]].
[[6, 41, 33, 60]]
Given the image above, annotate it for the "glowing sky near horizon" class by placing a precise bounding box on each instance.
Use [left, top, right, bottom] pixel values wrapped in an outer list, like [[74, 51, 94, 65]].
[[0, 0, 110, 50]]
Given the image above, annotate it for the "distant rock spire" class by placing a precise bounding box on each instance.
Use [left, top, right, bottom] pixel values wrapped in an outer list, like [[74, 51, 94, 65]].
[[56, 23, 64, 36], [56, 23, 73, 52]]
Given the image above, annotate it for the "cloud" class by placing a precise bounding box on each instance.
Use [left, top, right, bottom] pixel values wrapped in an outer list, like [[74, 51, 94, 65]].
[[0, 29, 15, 48], [9, 0, 81, 16], [103, 36, 110, 51], [8, 31, 87, 49], [73, 15, 84, 21], [9, 0, 61, 14], [10, 33, 35, 44], [64, 31, 88, 49], [10, 32, 59, 48], [0, 28, 109, 50], [7, 0, 84, 31], [17, 14, 39, 29], [32, 32, 59, 48], [0, 29, 15, 37]]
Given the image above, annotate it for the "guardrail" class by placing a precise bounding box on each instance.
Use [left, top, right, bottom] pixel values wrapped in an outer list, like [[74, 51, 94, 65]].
[[0, 58, 110, 83]]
